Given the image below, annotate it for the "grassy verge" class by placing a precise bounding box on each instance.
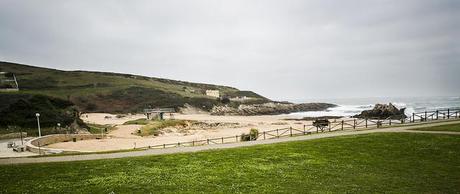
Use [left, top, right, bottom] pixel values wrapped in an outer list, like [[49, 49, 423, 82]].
[[1, 132, 459, 193], [411, 123, 460, 132], [86, 123, 115, 134], [138, 120, 188, 136]]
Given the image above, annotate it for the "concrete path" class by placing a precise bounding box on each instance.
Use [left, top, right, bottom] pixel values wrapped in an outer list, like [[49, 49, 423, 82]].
[[1, 120, 459, 165], [0, 138, 38, 158]]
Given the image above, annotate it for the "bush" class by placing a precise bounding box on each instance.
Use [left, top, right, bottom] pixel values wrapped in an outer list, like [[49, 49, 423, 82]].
[[220, 97, 231, 104], [0, 94, 80, 129], [240, 128, 259, 141]]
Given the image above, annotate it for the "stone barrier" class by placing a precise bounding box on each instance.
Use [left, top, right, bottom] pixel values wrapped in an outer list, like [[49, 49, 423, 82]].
[[26, 134, 103, 154]]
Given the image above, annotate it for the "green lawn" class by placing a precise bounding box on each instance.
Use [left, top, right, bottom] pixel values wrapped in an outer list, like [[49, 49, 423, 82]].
[[412, 123, 460, 132], [1, 132, 459, 193]]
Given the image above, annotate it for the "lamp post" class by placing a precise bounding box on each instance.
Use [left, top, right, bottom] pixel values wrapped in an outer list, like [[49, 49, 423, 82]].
[[35, 113, 41, 137]]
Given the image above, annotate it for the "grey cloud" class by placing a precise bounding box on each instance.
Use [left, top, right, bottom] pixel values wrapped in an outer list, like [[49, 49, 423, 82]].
[[0, 0, 459, 100]]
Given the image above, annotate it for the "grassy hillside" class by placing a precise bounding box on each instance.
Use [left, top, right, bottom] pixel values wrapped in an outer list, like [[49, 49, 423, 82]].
[[0, 61, 269, 113], [1, 132, 459, 193]]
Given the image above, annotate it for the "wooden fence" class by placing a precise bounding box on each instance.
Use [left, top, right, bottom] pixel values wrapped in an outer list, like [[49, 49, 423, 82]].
[[142, 108, 460, 150]]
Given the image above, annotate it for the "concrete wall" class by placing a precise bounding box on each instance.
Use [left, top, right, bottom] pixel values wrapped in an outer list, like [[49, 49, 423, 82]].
[[26, 134, 103, 154]]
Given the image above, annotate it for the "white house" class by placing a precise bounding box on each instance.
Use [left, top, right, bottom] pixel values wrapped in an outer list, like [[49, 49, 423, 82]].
[[205, 90, 220, 98]]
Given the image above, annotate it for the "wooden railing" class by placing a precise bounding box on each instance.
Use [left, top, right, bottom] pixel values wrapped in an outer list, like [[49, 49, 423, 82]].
[[140, 108, 460, 150]]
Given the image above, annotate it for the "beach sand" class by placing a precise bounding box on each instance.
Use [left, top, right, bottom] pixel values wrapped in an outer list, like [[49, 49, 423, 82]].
[[46, 113, 313, 152]]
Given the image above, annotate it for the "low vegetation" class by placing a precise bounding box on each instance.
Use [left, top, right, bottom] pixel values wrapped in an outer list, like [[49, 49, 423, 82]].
[[240, 128, 259, 141], [0, 131, 459, 193], [86, 123, 115, 134], [0, 93, 85, 135], [138, 120, 188, 136], [123, 118, 150, 125]]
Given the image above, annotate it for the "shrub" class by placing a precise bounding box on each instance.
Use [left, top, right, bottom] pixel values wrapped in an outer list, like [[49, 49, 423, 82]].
[[220, 97, 231, 104], [240, 128, 259, 141]]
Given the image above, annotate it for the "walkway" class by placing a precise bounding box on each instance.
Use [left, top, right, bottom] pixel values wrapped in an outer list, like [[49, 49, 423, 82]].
[[1, 120, 459, 165]]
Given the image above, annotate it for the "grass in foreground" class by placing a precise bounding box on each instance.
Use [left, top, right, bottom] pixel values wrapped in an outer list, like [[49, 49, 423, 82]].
[[1, 132, 459, 193], [412, 123, 460, 132]]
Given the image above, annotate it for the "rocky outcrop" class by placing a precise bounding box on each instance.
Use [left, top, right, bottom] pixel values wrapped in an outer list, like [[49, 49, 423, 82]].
[[178, 103, 208, 114], [210, 102, 336, 116], [353, 103, 406, 119]]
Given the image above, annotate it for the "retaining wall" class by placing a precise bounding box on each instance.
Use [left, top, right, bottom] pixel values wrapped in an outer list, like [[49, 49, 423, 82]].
[[26, 134, 103, 154]]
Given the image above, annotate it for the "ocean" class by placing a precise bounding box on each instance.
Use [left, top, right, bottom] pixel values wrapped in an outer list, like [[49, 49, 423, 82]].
[[289, 96, 460, 118]]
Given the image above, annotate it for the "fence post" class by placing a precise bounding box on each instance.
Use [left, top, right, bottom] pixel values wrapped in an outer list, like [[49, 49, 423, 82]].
[[316, 127, 318, 133], [178, 142, 180, 147], [192, 141, 195, 146], [389, 119, 392, 126], [341, 120, 344, 130], [365, 118, 368, 128], [448, 109, 450, 119], [222, 137, 224, 144], [424, 111, 427, 121], [436, 110, 439, 120], [353, 119, 356, 129], [303, 125, 306, 135], [163, 144, 166, 148], [289, 127, 293, 137], [412, 113, 415, 123], [277, 129, 279, 138], [263, 131, 266, 140], [207, 139, 209, 145], [236, 135, 238, 142]]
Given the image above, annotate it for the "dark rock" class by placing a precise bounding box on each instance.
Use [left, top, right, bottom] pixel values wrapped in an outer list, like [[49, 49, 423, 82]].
[[354, 103, 406, 119], [211, 102, 336, 116], [284, 116, 343, 121]]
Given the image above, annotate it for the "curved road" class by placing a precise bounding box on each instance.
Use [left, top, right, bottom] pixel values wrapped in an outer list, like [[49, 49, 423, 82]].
[[1, 120, 460, 165]]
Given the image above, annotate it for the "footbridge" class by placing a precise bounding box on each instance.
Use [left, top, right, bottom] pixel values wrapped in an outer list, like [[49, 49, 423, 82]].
[[144, 108, 175, 120]]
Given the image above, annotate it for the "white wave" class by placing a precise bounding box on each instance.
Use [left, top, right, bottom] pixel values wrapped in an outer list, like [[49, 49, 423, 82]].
[[288, 104, 373, 118], [404, 107, 415, 117], [288, 98, 459, 118]]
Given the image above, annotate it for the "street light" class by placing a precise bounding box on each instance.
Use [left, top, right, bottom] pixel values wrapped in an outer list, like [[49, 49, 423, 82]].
[[35, 113, 41, 137]]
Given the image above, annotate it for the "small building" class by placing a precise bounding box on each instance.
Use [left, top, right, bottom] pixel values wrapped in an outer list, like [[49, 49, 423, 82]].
[[205, 90, 220, 98], [0, 72, 19, 92]]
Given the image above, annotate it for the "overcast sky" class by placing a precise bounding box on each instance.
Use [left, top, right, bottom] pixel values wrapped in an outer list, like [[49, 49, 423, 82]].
[[0, 0, 459, 101]]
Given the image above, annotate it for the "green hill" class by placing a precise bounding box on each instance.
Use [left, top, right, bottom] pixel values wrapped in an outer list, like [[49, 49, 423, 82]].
[[0, 61, 269, 113]]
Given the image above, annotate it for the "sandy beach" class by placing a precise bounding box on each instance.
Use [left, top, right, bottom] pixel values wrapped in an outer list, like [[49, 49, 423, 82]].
[[46, 113, 313, 152]]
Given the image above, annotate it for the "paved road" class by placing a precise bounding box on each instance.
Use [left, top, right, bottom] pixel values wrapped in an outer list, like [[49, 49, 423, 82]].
[[1, 120, 459, 165]]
